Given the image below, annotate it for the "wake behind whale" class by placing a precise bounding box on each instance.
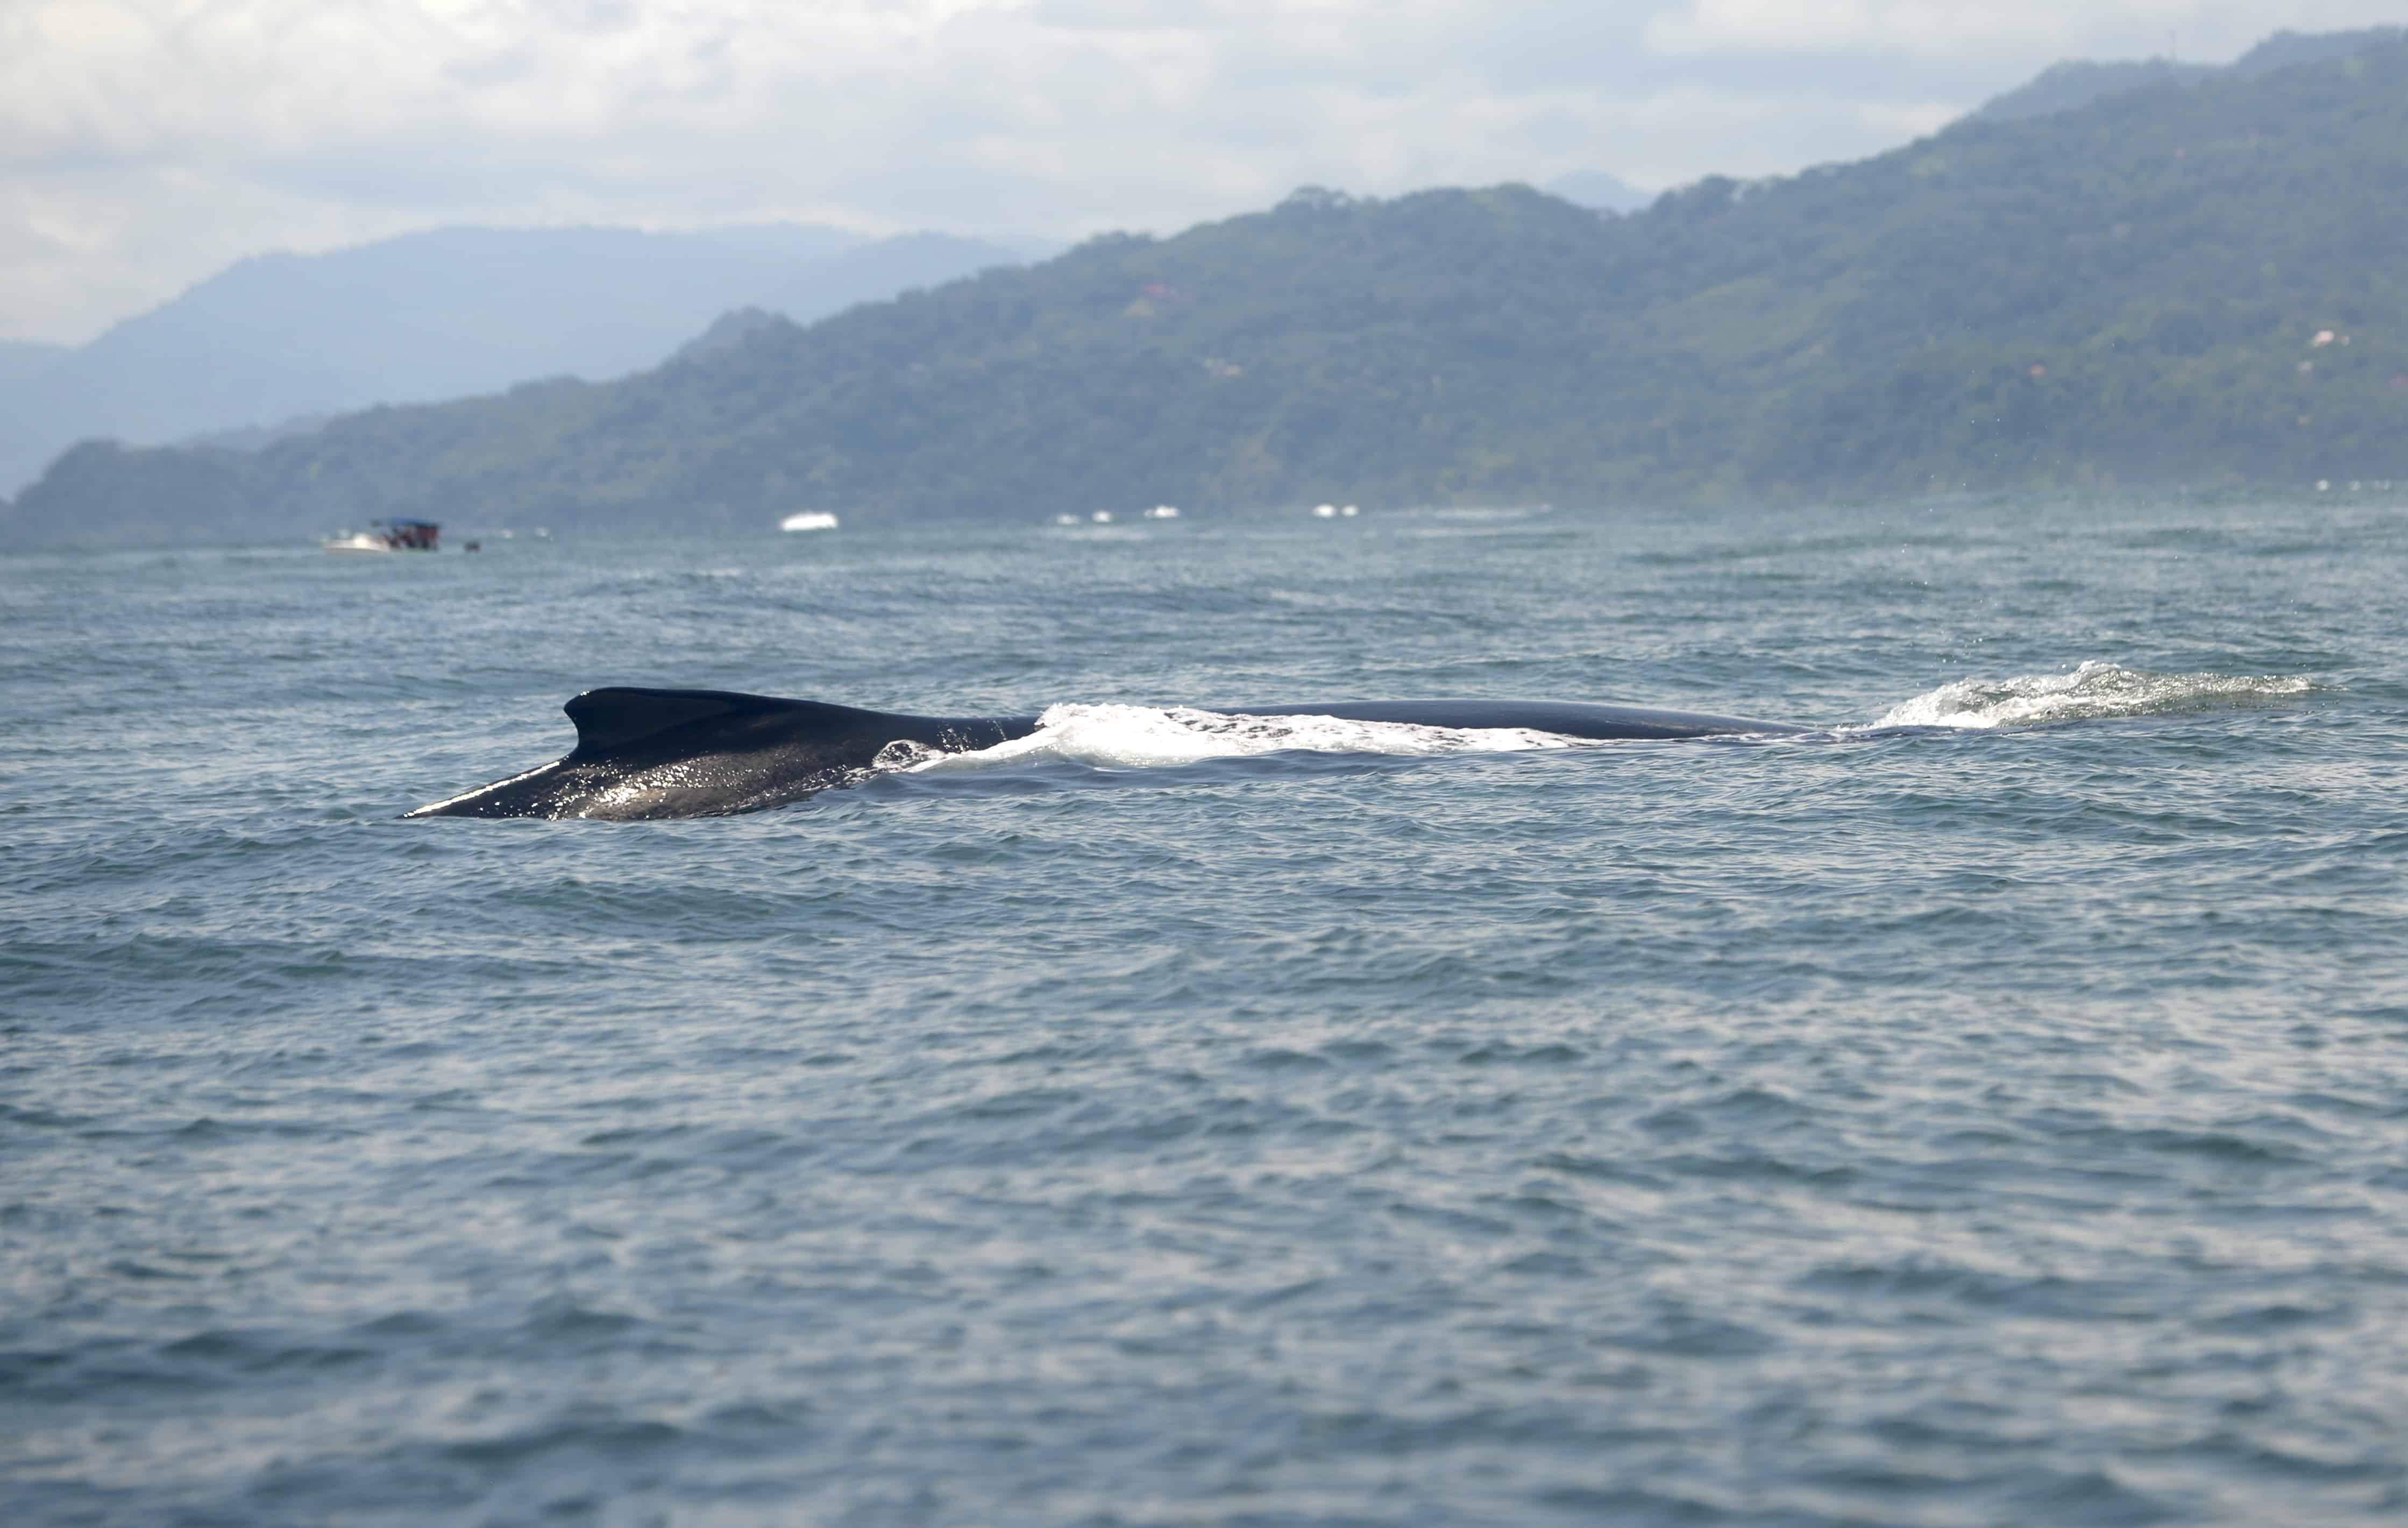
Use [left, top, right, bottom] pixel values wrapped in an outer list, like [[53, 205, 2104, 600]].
[[404, 689, 1808, 821]]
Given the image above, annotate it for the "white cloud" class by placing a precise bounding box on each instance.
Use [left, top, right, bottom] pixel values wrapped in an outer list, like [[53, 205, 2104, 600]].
[[1646, 0, 2115, 58], [0, 1, 2399, 342]]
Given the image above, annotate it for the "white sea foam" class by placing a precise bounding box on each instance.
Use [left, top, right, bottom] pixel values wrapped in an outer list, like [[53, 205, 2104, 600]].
[[1862, 661, 2315, 731], [893, 704, 1585, 776]]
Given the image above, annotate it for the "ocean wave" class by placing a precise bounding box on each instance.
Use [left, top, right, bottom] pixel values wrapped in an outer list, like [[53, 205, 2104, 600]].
[[1860, 661, 2316, 731]]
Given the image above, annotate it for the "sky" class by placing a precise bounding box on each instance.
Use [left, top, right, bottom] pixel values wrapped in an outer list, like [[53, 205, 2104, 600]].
[[3, 1, 2400, 345]]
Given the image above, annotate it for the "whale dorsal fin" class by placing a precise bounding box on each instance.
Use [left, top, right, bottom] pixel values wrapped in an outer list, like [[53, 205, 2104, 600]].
[[563, 687, 799, 757]]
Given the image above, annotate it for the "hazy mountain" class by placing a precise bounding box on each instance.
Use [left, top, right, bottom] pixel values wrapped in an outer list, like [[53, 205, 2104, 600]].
[[2232, 26, 2407, 75], [0, 341, 66, 388], [758, 232, 1059, 327], [1973, 25, 2402, 123], [1545, 171, 1654, 214], [180, 415, 338, 453], [1973, 59, 2215, 124], [10, 27, 2404, 546], [669, 309, 792, 367], [0, 225, 1044, 492]]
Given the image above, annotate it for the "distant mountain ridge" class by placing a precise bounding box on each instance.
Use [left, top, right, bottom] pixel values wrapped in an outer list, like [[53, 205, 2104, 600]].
[[7, 26, 2404, 546], [1972, 59, 2215, 123], [1973, 24, 2403, 121], [0, 225, 1046, 492]]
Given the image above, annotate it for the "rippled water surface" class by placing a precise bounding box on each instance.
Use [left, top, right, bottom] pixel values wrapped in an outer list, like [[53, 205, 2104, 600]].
[[6, 496, 2408, 1526]]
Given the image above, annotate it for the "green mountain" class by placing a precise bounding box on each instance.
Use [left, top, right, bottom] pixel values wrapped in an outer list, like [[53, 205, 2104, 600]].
[[8, 30, 2405, 547]]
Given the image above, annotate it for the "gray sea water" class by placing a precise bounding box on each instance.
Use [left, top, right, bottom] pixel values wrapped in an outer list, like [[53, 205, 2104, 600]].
[[5, 494, 2407, 1526]]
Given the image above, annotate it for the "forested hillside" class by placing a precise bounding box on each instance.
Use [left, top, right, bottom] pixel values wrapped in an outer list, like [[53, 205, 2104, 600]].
[[6, 29, 2403, 545]]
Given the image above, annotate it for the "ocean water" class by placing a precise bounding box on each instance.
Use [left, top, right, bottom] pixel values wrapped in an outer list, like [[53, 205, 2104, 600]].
[[4, 495, 2407, 1526]]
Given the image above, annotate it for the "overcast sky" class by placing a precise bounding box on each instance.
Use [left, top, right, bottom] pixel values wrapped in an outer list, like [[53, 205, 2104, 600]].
[[3, 1, 2399, 344]]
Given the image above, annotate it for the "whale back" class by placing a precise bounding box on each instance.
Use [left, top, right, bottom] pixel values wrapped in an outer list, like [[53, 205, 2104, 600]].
[[561, 688, 917, 761], [565, 688, 812, 758]]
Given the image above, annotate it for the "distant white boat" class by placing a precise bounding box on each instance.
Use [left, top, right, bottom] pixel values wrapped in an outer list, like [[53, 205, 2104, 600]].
[[1143, 505, 1180, 519], [1053, 513, 1081, 526], [779, 511, 840, 532], [1091, 511, 1113, 523], [1313, 503, 1337, 518], [321, 531, 390, 554]]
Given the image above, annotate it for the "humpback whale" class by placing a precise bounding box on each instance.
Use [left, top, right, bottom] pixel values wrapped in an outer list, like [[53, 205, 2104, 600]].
[[405, 688, 1806, 820]]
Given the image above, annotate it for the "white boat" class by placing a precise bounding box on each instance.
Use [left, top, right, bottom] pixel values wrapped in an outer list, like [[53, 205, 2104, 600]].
[[779, 511, 840, 532], [321, 531, 390, 554], [1143, 505, 1180, 519], [1091, 511, 1113, 523]]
